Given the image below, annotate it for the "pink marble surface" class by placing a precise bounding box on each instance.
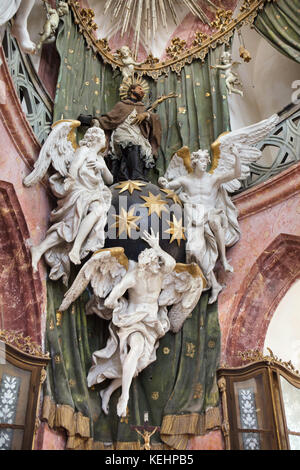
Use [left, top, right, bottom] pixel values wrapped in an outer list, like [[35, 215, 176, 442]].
[[188, 430, 224, 450], [35, 423, 66, 451]]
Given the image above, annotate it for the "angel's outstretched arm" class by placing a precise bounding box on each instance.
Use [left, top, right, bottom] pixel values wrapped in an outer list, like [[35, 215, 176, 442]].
[[142, 229, 176, 275], [104, 272, 136, 309], [215, 148, 241, 186], [68, 147, 86, 179]]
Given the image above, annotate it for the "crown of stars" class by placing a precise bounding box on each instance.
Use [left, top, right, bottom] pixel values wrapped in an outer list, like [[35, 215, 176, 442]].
[[111, 207, 141, 238], [160, 188, 183, 206], [115, 180, 147, 195], [164, 215, 186, 246], [140, 192, 169, 218]]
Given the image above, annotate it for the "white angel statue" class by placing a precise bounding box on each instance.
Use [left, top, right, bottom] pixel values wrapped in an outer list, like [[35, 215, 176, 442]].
[[0, 0, 36, 54], [59, 229, 205, 417], [115, 46, 144, 80], [211, 51, 243, 97], [158, 114, 279, 303], [23, 120, 113, 285]]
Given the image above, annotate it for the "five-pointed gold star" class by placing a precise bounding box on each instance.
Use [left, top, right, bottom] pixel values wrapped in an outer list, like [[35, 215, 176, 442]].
[[115, 180, 147, 194], [140, 192, 169, 218], [111, 207, 141, 238], [160, 188, 183, 206], [164, 215, 186, 246]]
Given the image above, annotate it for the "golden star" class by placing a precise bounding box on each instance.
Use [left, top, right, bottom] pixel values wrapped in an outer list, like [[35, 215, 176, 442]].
[[160, 188, 183, 206], [140, 192, 169, 218], [115, 180, 147, 195], [164, 215, 186, 246], [111, 207, 141, 238]]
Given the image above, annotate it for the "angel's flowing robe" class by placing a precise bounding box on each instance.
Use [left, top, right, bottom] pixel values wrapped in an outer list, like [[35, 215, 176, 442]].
[[44, 157, 112, 285], [86, 298, 170, 386]]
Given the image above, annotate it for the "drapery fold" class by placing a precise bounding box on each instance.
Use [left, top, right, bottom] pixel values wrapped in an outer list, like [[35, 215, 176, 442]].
[[255, 0, 300, 63], [43, 8, 230, 449]]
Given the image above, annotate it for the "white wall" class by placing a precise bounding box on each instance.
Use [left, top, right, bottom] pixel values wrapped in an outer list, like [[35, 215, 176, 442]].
[[264, 279, 300, 371], [229, 25, 300, 130]]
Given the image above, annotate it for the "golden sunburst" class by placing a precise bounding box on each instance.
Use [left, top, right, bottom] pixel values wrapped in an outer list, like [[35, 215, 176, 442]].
[[165, 215, 186, 246], [114, 180, 147, 195], [160, 188, 183, 206], [140, 192, 169, 218], [111, 207, 141, 238]]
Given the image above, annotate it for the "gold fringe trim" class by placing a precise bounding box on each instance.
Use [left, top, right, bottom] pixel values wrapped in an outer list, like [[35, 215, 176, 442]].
[[42, 396, 91, 450], [42, 396, 220, 450], [161, 407, 221, 450]]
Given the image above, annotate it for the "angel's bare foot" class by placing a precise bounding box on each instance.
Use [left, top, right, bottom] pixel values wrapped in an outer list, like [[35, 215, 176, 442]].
[[223, 260, 234, 273], [117, 395, 128, 417], [11, 23, 36, 55], [69, 248, 81, 265], [208, 284, 223, 304], [31, 246, 40, 272], [100, 389, 110, 415]]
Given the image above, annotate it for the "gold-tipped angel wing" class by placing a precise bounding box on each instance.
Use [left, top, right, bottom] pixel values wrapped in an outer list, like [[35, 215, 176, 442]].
[[23, 119, 80, 187], [209, 114, 279, 192], [159, 263, 206, 333], [59, 248, 128, 312]]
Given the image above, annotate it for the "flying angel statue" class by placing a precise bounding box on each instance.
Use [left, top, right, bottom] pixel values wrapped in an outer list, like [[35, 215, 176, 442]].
[[58, 229, 205, 417], [23, 119, 113, 285], [158, 114, 279, 303]]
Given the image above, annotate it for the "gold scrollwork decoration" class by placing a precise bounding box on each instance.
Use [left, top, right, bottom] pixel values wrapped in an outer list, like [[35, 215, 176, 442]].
[[68, 0, 277, 79], [238, 348, 300, 376], [0, 329, 49, 358]]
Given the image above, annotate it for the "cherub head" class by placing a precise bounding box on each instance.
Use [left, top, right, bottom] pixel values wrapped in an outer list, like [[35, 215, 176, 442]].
[[138, 248, 160, 274], [119, 46, 131, 59], [221, 51, 232, 65], [79, 126, 106, 151], [191, 149, 211, 173]]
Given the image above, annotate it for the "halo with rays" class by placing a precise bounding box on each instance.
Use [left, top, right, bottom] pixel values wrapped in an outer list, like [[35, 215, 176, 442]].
[[119, 75, 150, 100]]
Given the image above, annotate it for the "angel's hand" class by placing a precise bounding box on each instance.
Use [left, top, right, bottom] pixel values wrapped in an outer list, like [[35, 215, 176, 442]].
[[158, 177, 168, 188], [142, 228, 159, 249], [131, 112, 149, 126]]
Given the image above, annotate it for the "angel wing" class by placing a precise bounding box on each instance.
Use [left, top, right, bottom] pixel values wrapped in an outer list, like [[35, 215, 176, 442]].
[[162, 146, 193, 181], [59, 248, 128, 312], [23, 119, 80, 187], [211, 114, 279, 192], [158, 263, 205, 333]]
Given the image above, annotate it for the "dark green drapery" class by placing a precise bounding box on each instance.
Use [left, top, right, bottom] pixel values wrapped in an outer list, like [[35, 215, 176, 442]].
[[43, 10, 230, 450], [255, 0, 300, 63]]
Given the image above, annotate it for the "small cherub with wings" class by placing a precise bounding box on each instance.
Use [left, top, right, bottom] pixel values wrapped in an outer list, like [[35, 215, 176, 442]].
[[58, 229, 205, 417], [158, 114, 279, 303], [23, 120, 113, 285], [211, 51, 243, 97]]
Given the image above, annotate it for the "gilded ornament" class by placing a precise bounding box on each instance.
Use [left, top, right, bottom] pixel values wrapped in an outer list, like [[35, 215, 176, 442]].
[[166, 37, 187, 59], [140, 192, 169, 218], [239, 45, 252, 62], [111, 207, 141, 238], [163, 347, 170, 355], [164, 215, 186, 247], [193, 31, 208, 47], [193, 383, 203, 399], [0, 329, 49, 358], [56, 311, 62, 327], [115, 180, 147, 195], [185, 342, 196, 359], [151, 392, 159, 400], [160, 188, 183, 206], [239, 348, 300, 375]]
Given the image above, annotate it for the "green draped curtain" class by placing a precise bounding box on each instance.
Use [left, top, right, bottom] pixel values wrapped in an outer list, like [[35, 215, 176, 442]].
[[255, 0, 300, 63], [43, 9, 230, 450]]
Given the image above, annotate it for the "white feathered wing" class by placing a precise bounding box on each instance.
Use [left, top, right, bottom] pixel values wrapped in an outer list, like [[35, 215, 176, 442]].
[[23, 119, 81, 187], [159, 263, 205, 333]]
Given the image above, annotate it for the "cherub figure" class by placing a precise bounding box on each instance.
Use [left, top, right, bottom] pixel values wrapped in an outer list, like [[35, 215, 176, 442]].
[[58, 231, 204, 417], [115, 45, 144, 80], [37, 1, 68, 50], [23, 121, 113, 285], [211, 51, 243, 97], [158, 114, 279, 303]]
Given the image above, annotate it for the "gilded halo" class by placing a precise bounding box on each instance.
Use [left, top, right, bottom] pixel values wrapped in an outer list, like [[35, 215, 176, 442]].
[[119, 75, 149, 100]]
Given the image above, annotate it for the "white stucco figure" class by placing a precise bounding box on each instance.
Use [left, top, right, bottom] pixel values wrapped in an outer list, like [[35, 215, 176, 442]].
[[23, 120, 113, 284], [0, 0, 36, 54], [158, 114, 279, 303], [59, 230, 204, 417], [115, 46, 143, 80], [37, 1, 68, 50], [211, 51, 244, 97]]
